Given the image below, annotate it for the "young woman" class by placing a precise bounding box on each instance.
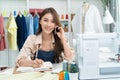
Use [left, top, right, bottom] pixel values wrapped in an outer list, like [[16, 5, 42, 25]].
[[16, 7, 74, 68]]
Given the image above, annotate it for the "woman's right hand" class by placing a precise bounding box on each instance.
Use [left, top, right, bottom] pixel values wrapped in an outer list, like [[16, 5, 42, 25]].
[[32, 58, 44, 68]]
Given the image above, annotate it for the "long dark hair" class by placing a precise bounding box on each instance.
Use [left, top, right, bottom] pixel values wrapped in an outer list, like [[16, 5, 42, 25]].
[[36, 7, 63, 63]]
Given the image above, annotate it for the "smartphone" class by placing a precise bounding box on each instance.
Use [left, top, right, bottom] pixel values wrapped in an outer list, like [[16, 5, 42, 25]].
[[54, 26, 60, 34], [56, 27, 60, 32]]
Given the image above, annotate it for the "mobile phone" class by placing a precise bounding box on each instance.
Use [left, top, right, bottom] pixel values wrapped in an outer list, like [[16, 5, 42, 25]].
[[56, 27, 60, 32]]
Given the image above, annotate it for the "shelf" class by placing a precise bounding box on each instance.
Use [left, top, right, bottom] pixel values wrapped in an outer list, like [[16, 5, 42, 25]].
[[60, 19, 68, 22]]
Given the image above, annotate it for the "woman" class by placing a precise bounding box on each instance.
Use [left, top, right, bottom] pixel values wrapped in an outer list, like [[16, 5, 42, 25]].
[[16, 7, 74, 68]]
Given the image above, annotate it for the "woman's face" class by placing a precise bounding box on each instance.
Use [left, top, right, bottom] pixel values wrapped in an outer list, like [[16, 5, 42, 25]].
[[40, 13, 56, 34]]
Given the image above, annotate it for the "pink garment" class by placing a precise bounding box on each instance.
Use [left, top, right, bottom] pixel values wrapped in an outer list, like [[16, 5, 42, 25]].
[[0, 15, 6, 50]]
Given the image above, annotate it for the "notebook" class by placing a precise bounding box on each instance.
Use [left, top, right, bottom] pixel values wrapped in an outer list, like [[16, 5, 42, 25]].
[[17, 62, 53, 72]]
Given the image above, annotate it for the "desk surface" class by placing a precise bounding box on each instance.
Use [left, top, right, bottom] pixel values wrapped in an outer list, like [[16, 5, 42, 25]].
[[0, 63, 63, 80], [0, 69, 58, 80]]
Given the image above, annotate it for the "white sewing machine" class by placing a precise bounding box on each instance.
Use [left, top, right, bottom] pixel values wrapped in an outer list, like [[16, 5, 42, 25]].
[[74, 33, 120, 79]]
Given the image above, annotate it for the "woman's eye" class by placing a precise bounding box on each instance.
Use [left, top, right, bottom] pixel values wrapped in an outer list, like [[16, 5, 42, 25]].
[[44, 19, 48, 22], [52, 21, 55, 23]]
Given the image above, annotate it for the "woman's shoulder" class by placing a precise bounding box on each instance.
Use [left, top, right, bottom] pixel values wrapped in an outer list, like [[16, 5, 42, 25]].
[[26, 34, 37, 41], [28, 34, 36, 38]]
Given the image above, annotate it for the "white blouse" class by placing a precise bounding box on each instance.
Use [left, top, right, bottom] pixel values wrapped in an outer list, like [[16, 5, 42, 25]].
[[72, 4, 104, 34]]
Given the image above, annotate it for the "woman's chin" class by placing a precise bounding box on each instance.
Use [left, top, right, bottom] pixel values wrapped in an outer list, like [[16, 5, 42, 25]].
[[45, 31, 53, 34]]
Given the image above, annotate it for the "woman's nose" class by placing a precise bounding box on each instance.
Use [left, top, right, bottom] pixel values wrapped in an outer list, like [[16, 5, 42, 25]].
[[47, 22, 51, 26]]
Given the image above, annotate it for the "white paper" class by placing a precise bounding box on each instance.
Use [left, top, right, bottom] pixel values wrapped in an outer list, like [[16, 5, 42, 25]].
[[17, 61, 53, 72]]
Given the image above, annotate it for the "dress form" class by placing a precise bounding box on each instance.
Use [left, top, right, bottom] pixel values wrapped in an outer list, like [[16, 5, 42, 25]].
[[82, 2, 90, 33]]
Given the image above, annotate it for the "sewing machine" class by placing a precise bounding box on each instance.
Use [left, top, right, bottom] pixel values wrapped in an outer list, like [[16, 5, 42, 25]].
[[74, 33, 120, 79]]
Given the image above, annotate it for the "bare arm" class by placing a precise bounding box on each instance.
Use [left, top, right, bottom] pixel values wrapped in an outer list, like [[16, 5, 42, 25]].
[[16, 35, 43, 68], [61, 36, 74, 60], [18, 58, 43, 68], [56, 27, 74, 60]]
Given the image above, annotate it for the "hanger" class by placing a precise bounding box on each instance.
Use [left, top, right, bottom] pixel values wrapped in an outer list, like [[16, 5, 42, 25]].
[[84, 2, 89, 5], [83, 1, 89, 7], [35, 10, 40, 17], [83, 0, 88, 4], [34, 10, 38, 15], [18, 11, 22, 17], [9, 11, 12, 16], [26, 10, 30, 16]]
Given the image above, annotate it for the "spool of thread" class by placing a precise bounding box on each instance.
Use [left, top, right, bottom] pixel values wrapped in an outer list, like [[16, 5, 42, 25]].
[[61, 14, 64, 19], [59, 71, 64, 80], [64, 71, 69, 80], [66, 14, 68, 19], [63, 60, 68, 71]]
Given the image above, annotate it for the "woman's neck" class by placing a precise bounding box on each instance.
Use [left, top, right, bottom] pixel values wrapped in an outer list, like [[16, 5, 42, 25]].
[[41, 33, 53, 51], [42, 33, 52, 41]]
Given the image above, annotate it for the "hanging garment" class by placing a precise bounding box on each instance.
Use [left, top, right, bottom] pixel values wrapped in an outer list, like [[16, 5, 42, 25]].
[[25, 13, 34, 37], [6, 14, 17, 50], [0, 15, 6, 50], [33, 14, 39, 34], [16, 14, 27, 51], [72, 4, 104, 34]]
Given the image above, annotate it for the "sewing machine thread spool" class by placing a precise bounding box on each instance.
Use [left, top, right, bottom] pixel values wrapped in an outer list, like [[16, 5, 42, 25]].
[[63, 60, 68, 71]]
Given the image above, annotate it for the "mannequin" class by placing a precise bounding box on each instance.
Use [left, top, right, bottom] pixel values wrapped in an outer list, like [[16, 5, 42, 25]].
[[82, 2, 90, 14], [72, 2, 104, 34], [82, 2, 90, 33]]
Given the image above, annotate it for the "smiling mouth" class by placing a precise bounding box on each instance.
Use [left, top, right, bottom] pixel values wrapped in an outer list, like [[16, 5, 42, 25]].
[[45, 27, 52, 31]]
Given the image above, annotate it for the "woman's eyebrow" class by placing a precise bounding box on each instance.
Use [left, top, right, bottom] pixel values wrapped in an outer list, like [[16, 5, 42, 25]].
[[44, 17, 53, 21], [43, 18, 48, 20]]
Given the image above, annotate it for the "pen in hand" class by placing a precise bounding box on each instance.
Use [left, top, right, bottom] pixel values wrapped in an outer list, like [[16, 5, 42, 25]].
[[31, 54, 36, 60], [30, 54, 44, 68]]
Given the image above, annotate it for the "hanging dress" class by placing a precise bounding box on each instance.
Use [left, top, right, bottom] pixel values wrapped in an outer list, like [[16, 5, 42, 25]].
[[16, 14, 27, 50], [25, 13, 34, 37], [6, 14, 17, 50], [0, 15, 6, 50], [33, 14, 39, 34]]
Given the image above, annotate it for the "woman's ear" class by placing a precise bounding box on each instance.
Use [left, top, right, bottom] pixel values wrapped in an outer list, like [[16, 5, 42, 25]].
[[55, 26, 57, 28]]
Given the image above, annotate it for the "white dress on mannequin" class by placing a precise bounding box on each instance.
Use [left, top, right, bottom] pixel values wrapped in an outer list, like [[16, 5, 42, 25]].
[[72, 3, 104, 34]]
